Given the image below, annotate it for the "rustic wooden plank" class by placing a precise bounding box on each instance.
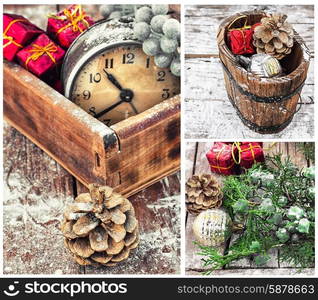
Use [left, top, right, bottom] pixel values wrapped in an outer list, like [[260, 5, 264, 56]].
[[264, 142, 308, 168], [109, 96, 180, 197], [185, 142, 197, 179], [4, 61, 119, 188], [185, 5, 314, 56], [3, 122, 81, 275], [84, 173, 181, 274]]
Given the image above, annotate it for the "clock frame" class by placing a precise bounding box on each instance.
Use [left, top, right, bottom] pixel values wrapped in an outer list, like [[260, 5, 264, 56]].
[[62, 19, 180, 126]]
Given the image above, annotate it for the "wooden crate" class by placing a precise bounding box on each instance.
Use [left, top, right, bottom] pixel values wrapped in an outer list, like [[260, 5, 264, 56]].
[[4, 61, 180, 197]]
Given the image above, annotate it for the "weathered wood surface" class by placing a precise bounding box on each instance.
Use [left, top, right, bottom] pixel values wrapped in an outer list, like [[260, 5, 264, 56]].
[[3, 122, 180, 274], [185, 5, 314, 139], [185, 142, 314, 276]]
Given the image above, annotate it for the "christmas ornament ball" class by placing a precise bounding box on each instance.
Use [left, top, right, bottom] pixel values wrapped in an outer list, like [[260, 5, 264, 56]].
[[192, 209, 232, 247]]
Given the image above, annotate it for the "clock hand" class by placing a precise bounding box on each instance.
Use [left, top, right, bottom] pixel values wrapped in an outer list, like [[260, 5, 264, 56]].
[[94, 100, 123, 119], [103, 69, 123, 91], [129, 102, 138, 114]]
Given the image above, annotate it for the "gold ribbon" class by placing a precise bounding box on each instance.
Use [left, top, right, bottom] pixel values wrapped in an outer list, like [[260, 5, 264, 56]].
[[228, 15, 252, 53], [3, 18, 29, 49], [25, 42, 58, 69], [52, 5, 89, 35]]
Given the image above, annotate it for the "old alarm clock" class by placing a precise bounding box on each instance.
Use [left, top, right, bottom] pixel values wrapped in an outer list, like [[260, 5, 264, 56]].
[[62, 18, 180, 126]]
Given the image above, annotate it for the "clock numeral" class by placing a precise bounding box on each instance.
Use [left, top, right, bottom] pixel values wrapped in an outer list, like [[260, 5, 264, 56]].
[[162, 88, 170, 100], [88, 106, 97, 117], [157, 71, 166, 82], [122, 53, 135, 64], [146, 57, 150, 68], [105, 58, 114, 69], [83, 90, 91, 100], [89, 73, 101, 83]]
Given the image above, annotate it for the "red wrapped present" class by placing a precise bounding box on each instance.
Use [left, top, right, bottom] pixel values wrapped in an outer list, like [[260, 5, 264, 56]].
[[3, 13, 43, 61], [227, 15, 255, 55], [206, 142, 238, 175], [47, 5, 94, 49], [235, 142, 264, 170], [16, 33, 65, 78]]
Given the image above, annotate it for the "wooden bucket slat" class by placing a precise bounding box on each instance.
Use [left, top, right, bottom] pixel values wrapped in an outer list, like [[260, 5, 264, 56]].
[[217, 10, 310, 133]]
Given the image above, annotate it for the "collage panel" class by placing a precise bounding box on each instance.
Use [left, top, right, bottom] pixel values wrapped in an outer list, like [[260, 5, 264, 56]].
[[3, 4, 181, 275], [185, 5, 314, 139], [185, 142, 315, 276]]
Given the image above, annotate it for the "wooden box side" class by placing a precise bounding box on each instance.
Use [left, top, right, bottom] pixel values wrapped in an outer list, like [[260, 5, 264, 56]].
[[3, 61, 119, 186]]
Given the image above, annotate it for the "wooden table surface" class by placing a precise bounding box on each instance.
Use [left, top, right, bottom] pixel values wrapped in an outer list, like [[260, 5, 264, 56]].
[[185, 142, 314, 275], [3, 5, 180, 275], [185, 5, 314, 139]]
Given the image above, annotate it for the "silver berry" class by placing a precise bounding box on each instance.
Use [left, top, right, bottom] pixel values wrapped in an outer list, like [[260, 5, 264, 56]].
[[150, 15, 167, 33], [154, 53, 173, 68], [160, 36, 178, 54], [170, 57, 180, 77], [134, 22, 151, 41]]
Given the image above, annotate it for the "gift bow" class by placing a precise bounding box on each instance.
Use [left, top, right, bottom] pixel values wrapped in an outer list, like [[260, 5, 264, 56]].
[[3, 18, 28, 49], [53, 5, 90, 34], [25, 42, 58, 68]]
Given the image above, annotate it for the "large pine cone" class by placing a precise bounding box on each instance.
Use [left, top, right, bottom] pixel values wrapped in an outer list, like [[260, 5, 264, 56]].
[[186, 174, 223, 214], [61, 184, 139, 266], [253, 14, 294, 60]]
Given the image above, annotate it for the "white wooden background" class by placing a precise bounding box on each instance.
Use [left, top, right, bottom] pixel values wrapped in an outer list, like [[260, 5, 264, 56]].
[[184, 5, 314, 139]]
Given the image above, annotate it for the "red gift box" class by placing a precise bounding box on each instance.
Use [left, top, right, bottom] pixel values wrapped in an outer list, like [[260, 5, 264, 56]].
[[16, 33, 65, 78], [47, 5, 94, 49], [3, 13, 43, 61], [236, 142, 265, 169], [206, 142, 237, 175], [227, 16, 256, 55]]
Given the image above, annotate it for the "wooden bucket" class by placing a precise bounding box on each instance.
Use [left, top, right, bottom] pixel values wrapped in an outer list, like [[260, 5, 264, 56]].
[[217, 10, 310, 134]]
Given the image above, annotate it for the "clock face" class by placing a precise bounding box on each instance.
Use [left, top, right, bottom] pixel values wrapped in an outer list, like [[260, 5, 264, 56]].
[[70, 43, 180, 126]]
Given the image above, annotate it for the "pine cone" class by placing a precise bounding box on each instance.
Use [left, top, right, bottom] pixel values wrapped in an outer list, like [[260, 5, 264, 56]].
[[61, 184, 139, 266], [185, 174, 223, 214], [253, 14, 294, 60]]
